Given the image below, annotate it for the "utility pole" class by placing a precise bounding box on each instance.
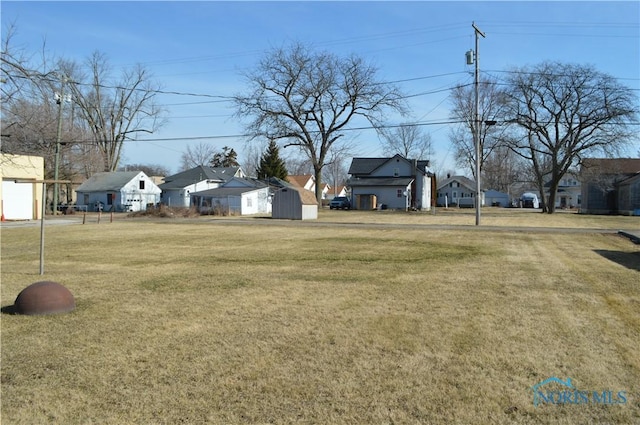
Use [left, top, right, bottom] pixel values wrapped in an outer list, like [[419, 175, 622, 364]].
[[472, 22, 485, 226], [53, 76, 66, 215]]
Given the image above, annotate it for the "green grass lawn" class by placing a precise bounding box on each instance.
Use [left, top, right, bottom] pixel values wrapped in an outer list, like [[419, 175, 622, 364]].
[[1, 210, 639, 424]]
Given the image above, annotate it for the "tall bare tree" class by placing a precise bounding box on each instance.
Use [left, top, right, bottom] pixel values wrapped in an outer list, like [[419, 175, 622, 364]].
[[69, 51, 165, 172], [448, 77, 509, 179], [234, 43, 407, 201], [377, 123, 432, 160], [502, 62, 638, 213], [179, 142, 218, 171]]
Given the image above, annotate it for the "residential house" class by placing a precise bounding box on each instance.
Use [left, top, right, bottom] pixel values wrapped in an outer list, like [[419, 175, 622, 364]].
[[287, 174, 315, 193], [159, 166, 244, 208], [617, 172, 640, 215], [328, 184, 348, 198], [347, 155, 433, 211], [484, 189, 510, 207], [75, 171, 161, 212], [436, 175, 481, 208], [1, 153, 45, 220], [272, 186, 318, 220], [544, 174, 582, 209], [190, 177, 271, 216], [580, 158, 640, 215]]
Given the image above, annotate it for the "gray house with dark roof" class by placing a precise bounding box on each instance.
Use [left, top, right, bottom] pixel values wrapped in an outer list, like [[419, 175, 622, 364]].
[[347, 155, 433, 210], [75, 171, 161, 212], [436, 175, 481, 208], [159, 166, 244, 208]]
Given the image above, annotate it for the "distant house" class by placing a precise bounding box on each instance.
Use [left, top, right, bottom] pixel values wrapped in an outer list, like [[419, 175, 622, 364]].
[[0, 153, 45, 220], [436, 175, 481, 208], [580, 158, 640, 215], [484, 189, 510, 207], [272, 186, 318, 220], [287, 175, 315, 192], [544, 174, 582, 209], [190, 177, 271, 215], [348, 155, 433, 210], [159, 166, 244, 208], [328, 185, 348, 198], [76, 171, 161, 212]]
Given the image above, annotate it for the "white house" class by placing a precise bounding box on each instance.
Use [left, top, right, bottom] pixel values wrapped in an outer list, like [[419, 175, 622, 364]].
[[348, 155, 433, 210], [190, 177, 271, 215], [159, 166, 245, 208], [76, 171, 161, 212]]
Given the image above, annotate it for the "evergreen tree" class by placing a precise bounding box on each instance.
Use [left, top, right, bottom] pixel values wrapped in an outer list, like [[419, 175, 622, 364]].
[[257, 140, 288, 180]]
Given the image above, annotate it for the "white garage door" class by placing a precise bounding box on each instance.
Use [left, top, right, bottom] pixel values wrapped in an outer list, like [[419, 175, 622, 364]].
[[2, 180, 33, 220]]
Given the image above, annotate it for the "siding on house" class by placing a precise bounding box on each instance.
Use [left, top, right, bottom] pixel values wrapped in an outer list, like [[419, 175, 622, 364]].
[[160, 166, 244, 207], [348, 155, 433, 211], [436, 176, 480, 207], [580, 158, 640, 215], [0, 154, 45, 220], [76, 171, 161, 212]]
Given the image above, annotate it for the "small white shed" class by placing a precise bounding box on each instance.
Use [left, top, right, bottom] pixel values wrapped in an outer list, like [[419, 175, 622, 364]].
[[272, 187, 318, 220]]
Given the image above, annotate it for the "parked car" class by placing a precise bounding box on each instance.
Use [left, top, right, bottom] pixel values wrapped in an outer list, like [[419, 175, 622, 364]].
[[329, 196, 351, 210]]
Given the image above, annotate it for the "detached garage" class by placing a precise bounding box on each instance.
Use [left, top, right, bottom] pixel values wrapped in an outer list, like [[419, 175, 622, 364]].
[[1, 154, 44, 220]]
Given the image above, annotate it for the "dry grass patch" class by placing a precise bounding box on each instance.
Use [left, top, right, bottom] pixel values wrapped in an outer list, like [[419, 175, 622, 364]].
[[1, 219, 639, 424]]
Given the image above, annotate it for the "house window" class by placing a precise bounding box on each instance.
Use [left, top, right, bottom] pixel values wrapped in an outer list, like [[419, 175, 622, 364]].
[[453, 191, 457, 199], [247, 197, 253, 207], [139, 180, 145, 190], [397, 189, 403, 198], [393, 168, 399, 177]]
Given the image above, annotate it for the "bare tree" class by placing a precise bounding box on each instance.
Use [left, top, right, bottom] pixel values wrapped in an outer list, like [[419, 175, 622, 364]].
[[502, 62, 638, 213], [179, 142, 217, 171], [69, 51, 165, 172], [234, 43, 407, 201], [377, 123, 432, 160], [482, 145, 526, 196], [119, 163, 170, 176], [448, 77, 509, 179]]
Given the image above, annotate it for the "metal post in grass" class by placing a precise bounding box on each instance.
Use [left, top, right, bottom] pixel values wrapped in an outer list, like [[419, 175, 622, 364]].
[[14, 179, 70, 275]]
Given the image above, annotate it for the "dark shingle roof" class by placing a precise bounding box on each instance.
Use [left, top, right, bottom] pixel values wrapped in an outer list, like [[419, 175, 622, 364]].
[[348, 177, 414, 187], [160, 166, 240, 189], [437, 175, 476, 191], [349, 155, 431, 176]]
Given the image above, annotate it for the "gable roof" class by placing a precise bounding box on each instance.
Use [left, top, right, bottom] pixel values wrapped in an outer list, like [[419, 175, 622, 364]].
[[76, 171, 143, 192], [160, 166, 241, 189], [349, 177, 414, 187], [349, 154, 431, 176], [281, 186, 318, 205], [437, 175, 476, 191], [286, 174, 315, 188]]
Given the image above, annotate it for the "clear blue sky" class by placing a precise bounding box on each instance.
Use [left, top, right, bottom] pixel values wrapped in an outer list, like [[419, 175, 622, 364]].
[[3, 1, 639, 175]]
